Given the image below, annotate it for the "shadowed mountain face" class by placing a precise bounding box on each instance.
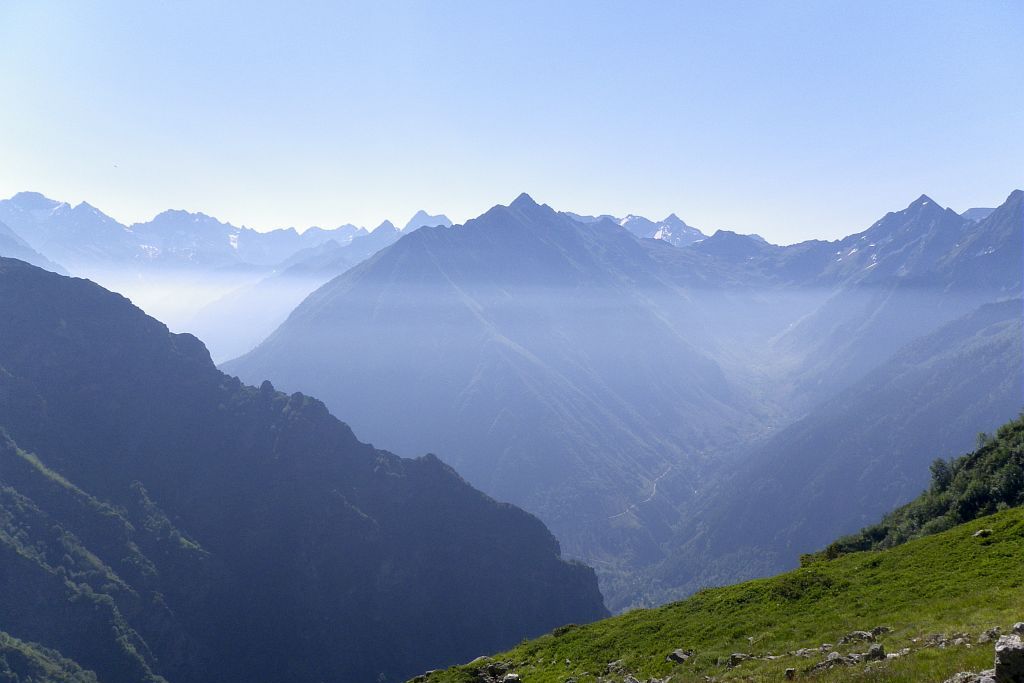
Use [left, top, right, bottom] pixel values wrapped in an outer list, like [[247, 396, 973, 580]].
[[227, 190, 1022, 610], [0, 257, 607, 683]]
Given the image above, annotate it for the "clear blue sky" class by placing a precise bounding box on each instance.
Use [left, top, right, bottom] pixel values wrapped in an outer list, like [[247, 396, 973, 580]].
[[1, 1, 1021, 242]]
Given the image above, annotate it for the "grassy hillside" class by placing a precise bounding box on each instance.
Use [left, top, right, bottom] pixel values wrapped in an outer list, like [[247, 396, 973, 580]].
[[418, 506, 1024, 682], [822, 414, 1023, 557]]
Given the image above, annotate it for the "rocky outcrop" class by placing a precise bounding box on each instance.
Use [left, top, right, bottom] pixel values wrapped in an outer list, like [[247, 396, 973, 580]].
[[995, 634, 1024, 683], [982, 628, 1004, 644], [942, 628, 1024, 683]]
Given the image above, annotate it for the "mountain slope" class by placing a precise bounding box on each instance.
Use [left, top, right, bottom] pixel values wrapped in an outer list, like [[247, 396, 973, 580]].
[[767, 193, 1019, 408], [823, 414, 1024, 556], [420, 507, 1024, 683], [192, 221, 404, 361], [226, 194, 760, 588], [0, 632, 99, 683], [0, 219, 66, 273], [418, 416, 1024, 682], [226, 191, 1022, 611], [0, 257, 607, 683], [651, 297, 1023, 600]]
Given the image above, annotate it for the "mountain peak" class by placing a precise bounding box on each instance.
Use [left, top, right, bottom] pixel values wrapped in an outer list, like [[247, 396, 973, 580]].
[[373, 219, 397, 233], [909, 194, 938, 210], [9, 191, 61, 211], [403, 210, 452, 232], [71, 201, 112, 219], [152, 208, 202, 220], [510, 192, 539, 209]]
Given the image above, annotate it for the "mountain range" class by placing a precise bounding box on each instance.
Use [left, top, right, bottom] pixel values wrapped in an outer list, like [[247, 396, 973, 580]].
[[0, 192, 414, 271], [0, 257, 606, 683], [226, 190, 1023, 610], [0, 186, 1017, 613]]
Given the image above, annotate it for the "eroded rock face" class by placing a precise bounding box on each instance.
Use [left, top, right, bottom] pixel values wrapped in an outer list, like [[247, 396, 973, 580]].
[[995, 634, 1024, 683]]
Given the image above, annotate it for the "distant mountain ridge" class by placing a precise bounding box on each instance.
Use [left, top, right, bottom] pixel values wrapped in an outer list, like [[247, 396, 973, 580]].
[[0, 191, 445, 271], [564, 209, 707, 246], [403, 210, 452, 232]]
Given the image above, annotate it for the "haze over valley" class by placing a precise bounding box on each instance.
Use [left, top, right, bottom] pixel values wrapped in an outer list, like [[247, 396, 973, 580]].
[[2, 3, 1022, 681]]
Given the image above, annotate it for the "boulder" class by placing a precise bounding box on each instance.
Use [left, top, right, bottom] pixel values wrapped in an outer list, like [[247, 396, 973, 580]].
[[865, 644, 886, 661], [810, 652, 856, 673], [1014, 624, 1024, 636], [666, 649, 693, 664], [501, 675, 521, 683], [785, 668, 796, 680], [839, 630, 875, 644], [973, 529, 994, 538], [871, 626, 892, 636], [995, 634, 1024, 683]]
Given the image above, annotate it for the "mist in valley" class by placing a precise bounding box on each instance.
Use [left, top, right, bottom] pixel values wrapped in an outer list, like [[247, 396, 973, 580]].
[[2, 4, 1022, 679]]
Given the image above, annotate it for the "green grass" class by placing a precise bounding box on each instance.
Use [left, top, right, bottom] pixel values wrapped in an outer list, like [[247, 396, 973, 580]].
[[420, 508, 1024, 682]]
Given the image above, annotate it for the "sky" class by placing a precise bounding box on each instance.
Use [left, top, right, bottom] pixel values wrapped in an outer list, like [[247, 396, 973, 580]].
[[0, 1, 1021, 243]]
